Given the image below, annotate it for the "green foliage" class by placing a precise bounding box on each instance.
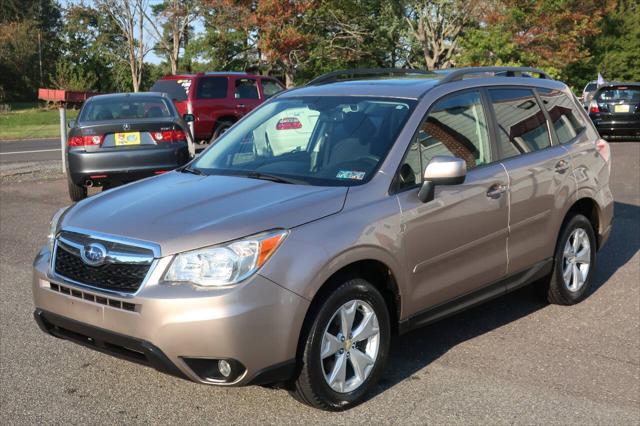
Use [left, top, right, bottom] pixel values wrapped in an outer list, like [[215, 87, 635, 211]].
[[595, 0, 640, 82]]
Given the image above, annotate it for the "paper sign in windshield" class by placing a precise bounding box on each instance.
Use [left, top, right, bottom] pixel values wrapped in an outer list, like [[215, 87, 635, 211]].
[[336, 170, 366, 180]]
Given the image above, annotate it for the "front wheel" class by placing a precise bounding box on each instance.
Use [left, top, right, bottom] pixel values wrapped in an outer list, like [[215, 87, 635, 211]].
[[546, 214, 597, 305], [292, 278, 390, 411], [210, 121, 234, 142]]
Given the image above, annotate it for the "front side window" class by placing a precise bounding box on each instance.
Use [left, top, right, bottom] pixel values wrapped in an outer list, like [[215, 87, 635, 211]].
[[235, 78, 259, 99], [197, 77, 228, 99], [538, 88, 586, 144], [80, 97, 173, 121], [395, 90, 491, 191], [192, 96, 416, 186], [489, 88, 551, 159]]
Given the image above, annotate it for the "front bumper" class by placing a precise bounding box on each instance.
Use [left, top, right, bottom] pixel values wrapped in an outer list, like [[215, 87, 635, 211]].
[[32, 247, 309, 386], [67, 144, 190, 186]]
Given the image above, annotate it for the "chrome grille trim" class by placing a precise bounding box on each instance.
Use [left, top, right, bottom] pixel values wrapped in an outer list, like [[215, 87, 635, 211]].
[[49, 227, 161, 298]]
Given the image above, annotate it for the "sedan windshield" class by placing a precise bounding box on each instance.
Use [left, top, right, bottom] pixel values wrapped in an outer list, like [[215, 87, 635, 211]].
[[80, 97, 174, 121], [192, 96, 416, 186]]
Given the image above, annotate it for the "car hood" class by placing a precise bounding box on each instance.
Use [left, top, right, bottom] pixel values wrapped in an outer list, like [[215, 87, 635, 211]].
[[61, 171, 348, 256]]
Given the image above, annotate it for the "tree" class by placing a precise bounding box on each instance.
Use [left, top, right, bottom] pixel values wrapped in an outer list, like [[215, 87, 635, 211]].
[[144, 0, 199, 74], [404, 0, 483, 70], [96, 0, 151, 92], [593, 0, 640, 82], [457, 0, 607, 85], [254, 0, 316, 87]]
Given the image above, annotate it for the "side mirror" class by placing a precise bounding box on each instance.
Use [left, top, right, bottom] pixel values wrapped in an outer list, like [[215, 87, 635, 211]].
[[67, 120, 75, 128], [183, 113, 195, 123], [418, 156, 467, 203]]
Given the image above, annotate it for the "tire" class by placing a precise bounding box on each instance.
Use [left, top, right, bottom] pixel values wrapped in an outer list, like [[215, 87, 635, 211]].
[[545, 214, 597, 305], [211, 121, 234, 142], [292, 278, 391, 411], [67, 178, 87, 202]]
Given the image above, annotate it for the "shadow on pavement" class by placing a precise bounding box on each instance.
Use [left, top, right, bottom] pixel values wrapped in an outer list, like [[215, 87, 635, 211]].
[[370, 200, 640, 398]]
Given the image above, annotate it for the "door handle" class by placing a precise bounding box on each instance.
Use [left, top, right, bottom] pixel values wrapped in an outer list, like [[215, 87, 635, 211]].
[[555, 159, 570, 173], [236, 104, 246, 108], [486, 183, 507, 199]]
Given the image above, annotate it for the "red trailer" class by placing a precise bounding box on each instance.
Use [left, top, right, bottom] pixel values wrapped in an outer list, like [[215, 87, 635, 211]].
[[38, 88, 99, 106]]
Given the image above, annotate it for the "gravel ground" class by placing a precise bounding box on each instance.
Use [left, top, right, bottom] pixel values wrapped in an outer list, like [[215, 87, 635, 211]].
[[0, 143, 638, 425]]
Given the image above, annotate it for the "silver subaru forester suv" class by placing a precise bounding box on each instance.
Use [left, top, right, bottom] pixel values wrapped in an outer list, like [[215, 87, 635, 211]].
[[33, 67, 613, 410]]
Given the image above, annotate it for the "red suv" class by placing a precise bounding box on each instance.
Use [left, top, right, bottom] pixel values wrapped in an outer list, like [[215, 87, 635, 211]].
[[150, 72, 285, 142]]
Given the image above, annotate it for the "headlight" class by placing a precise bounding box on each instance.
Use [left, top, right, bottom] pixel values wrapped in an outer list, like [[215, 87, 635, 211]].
[[164, 230, 288, 287], [47, 206, 71, 252]]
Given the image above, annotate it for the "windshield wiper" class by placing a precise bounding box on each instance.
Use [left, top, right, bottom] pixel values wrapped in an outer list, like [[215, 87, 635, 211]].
[[180, 165, 205, 175], [244, 171, 302, 185]]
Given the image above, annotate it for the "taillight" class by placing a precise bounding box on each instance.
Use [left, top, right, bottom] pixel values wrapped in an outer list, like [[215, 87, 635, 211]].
[[596, 138, 610, 163], [276, 117, 302, 130], [68, 135, 104, 146], [151, 130, 187, 143], [589, 100, 600, 114]]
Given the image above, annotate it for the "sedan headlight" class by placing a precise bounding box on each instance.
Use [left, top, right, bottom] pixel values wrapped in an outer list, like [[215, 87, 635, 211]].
[[47, 206, 72, 252], [164, 230, 288, 287]]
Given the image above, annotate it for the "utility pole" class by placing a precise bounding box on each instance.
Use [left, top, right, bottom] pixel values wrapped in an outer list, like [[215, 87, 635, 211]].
[[38, 30, 43, 86]]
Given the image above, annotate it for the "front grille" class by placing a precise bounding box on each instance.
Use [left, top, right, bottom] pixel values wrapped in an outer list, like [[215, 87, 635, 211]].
[[53, 231, 155, 294]]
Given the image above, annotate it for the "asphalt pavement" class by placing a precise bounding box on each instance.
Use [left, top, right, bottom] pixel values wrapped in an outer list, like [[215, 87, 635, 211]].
[[0, 143, 638, 424], [0, 138, 61, 163]]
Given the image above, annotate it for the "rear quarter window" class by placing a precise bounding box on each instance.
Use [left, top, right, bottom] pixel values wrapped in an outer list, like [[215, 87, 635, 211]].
[[538, 88, 586, 144], [150, 79, 191, 101]]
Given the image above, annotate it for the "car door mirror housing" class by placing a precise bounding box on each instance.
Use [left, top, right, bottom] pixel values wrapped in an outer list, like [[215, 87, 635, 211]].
[[67, 120, 75, 128], [183, 113, 195, 122], [418, 156, 467, 203]]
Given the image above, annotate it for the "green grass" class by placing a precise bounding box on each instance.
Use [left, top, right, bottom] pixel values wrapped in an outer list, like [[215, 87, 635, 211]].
[[0, 105, 79, 140]]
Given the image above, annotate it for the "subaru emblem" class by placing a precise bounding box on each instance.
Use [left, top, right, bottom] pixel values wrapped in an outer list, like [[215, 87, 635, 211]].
[[81, 243, 107, 266], [123, 123, 131, 131]]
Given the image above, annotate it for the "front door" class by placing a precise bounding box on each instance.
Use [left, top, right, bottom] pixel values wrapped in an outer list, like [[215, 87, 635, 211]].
[[395, 89, 509, 316]]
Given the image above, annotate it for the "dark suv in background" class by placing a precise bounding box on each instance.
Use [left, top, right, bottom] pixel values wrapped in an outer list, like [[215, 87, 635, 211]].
[[150, 72, 285, 143], [588, 82, 640, 140]]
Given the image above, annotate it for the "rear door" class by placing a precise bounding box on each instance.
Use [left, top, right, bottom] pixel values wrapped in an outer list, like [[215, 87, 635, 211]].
[[192, 76, 231, 140], [233, 77, 261, 115], [488, 87, 575, 276]]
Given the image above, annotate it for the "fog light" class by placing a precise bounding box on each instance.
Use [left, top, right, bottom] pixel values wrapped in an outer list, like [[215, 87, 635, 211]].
[[218, 359, 232, 377]]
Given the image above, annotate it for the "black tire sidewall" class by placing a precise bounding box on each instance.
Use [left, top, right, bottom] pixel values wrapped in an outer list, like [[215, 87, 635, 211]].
[[212, 121, 233, 141], [302, 279, 390, 410], [552, 214, 597, 303], [67, 178, 86, 201]]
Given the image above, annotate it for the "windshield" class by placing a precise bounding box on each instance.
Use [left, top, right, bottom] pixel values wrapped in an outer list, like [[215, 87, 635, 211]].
[[192, 96, 416, 186], [80, 97, 174, 121]]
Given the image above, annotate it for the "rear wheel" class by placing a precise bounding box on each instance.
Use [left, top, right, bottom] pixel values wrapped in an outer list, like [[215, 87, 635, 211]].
[[292, 278, 390, 411], [67, 178, 87, 202], [546, 214, 596, 305], [211, 120, 234, 142]]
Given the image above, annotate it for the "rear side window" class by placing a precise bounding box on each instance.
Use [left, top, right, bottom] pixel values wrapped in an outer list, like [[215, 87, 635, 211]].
[[396, 90, 491, 191], [235, 78, 259, 99], [150, 79, 191, 101], [262, 79, 284, 98], [584, 83, 597, 92], [538, 88, 586, 144], [196, 77, 228, 99], [489, 88, 550, 159]]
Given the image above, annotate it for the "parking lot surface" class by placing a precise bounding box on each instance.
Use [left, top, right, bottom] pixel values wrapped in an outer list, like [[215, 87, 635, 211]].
[[1, 143, 638, 424]]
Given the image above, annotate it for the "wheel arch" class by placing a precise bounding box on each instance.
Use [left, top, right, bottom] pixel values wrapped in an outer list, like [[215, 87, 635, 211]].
[[293, 257, 402, 374], [561, 196, 602, 248]]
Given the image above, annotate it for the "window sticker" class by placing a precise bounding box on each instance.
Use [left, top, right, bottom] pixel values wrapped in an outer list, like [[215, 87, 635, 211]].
[[336, 170, 366, 180]]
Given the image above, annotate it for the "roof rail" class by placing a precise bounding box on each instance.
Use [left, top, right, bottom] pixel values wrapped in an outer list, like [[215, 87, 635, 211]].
[[437, 67, 551, 84], [306, 68, 434, 86], [202, 71, 248, 76]]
